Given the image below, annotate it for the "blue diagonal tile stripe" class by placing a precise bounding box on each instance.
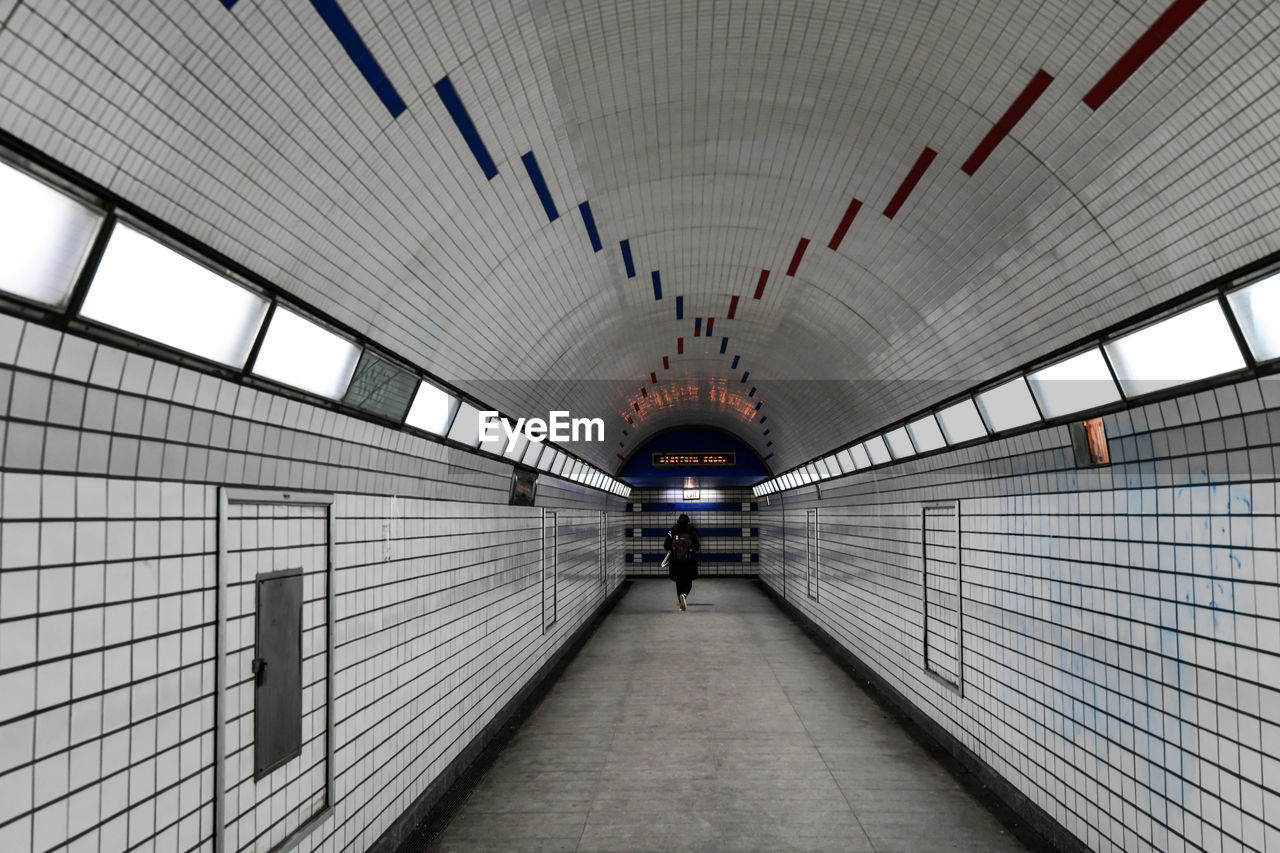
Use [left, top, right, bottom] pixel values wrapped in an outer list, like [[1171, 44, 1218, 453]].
[[579, 201, 602, 251], [309, 0, 406, 117], [435, 76, 497, 179], [620, 240, 636, 277], [521, 152, 559, 221]]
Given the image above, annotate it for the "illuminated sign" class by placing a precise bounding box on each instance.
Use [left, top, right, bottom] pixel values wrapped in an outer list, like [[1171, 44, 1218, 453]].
[[652, 452, 736, 466]]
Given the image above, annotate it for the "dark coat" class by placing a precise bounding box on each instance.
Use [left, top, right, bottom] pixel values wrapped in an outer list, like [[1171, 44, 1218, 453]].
[[663, 520, 701, 581]]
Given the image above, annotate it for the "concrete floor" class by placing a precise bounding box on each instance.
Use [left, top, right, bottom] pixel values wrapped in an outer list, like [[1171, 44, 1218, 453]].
[[427, 579, 1028, 852]]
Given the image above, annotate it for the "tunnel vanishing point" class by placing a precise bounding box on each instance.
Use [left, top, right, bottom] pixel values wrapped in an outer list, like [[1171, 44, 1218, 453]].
[[0, 1, 1279, 852]]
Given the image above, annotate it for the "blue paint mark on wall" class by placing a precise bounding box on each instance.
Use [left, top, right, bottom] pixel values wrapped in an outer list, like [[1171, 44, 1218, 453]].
[[676, 296, 683, 320], [435, 76, 497, 179], [652, 270, 662, 300], [578, 201, 602, 251], [720, 337, 728, 353], [309, 0, 406, 117], [620, 240, 636, 277], [521, 152, 559, 221]]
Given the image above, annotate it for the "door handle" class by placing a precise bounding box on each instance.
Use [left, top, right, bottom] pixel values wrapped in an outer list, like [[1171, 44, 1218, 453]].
[[251, 656, 267, 685]]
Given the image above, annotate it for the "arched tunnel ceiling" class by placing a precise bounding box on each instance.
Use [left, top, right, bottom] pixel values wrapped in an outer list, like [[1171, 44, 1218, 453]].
[[1, 0, 1278, 473]]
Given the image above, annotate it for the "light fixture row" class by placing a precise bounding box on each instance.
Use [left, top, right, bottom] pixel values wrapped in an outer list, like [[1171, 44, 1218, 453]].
[[755, 273, 1279, 497], [0, 156, 631, 498]]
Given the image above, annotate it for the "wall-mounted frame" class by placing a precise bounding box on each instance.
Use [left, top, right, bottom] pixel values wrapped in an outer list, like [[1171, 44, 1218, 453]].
[[922, 502, 963, 693], [216, 489, 336, 853]]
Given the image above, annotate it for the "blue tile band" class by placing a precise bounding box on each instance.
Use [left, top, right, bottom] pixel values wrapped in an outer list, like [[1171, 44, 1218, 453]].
[[521, 152, 559, 221], [579, 201, 602, 251], [435, 76, 497, 179], [309, 0, 406, 117], [621, 240, 636, 277]]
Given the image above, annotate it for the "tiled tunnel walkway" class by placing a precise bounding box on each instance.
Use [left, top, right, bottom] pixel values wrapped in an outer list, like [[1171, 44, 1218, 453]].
[[416, 579, 1030, 852]]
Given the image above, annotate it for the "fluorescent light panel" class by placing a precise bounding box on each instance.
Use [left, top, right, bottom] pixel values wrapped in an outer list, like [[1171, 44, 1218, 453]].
[[536, 447, 556, 471], [885, 427, 915, 459], [1026, 348, 1121, 419], [0, 160, 104, 307], [477, 417, 506, 455], [82, 223, 269, 367], [447, 401, 482, 447], [976, 376, 1041, 432], [864, 436, 890, 465], [405, 382, 459, 436], [1105, 301, 1245, 397], [850, 444, 871, 469], [502, 431, 529, 461], [1228, 272, 1280, 362], [936, 398, 987, 444], [906, 415, 945, 452], [252, 307, 360, 400]]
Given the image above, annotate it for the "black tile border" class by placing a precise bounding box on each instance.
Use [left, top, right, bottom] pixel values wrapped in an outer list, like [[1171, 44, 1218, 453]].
[[756, 578, 1089, 853], [373, 580, 631, 853]]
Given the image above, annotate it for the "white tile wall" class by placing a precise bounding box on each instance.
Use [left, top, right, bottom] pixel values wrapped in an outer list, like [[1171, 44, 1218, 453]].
[[0, 312, 627, 853], [760, 376, 1280, 853]]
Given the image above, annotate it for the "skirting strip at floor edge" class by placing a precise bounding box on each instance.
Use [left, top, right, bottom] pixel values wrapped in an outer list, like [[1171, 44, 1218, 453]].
[[756, 579, 1089, 853], [372, 580, 633, 853]]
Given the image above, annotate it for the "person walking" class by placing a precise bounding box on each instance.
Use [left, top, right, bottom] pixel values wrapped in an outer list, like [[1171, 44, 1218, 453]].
[[663, 513, 701, 611]]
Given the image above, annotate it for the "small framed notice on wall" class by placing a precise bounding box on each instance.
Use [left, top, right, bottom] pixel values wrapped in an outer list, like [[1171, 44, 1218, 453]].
[[1069, 417, 1110, 466]]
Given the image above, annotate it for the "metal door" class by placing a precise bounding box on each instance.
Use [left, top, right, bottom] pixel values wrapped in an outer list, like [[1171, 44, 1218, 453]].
[[253, 568, 303, 778]]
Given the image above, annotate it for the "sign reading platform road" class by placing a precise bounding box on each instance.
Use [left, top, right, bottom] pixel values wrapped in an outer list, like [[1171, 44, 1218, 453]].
[[652, 452, 736, 466]]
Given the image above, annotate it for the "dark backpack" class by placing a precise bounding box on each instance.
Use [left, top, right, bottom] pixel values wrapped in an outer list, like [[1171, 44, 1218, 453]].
[[672, 531, 693, 562]]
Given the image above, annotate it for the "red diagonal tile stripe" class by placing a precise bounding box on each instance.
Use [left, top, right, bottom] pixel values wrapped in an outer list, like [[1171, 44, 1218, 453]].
[[828, 198, 862, 250], [786, 238, 810, 276], [883, 147, 937, 219], [1083, 0, 1209, 110], [962, 69, 1054, 175], [753, 269, 770, 300]]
